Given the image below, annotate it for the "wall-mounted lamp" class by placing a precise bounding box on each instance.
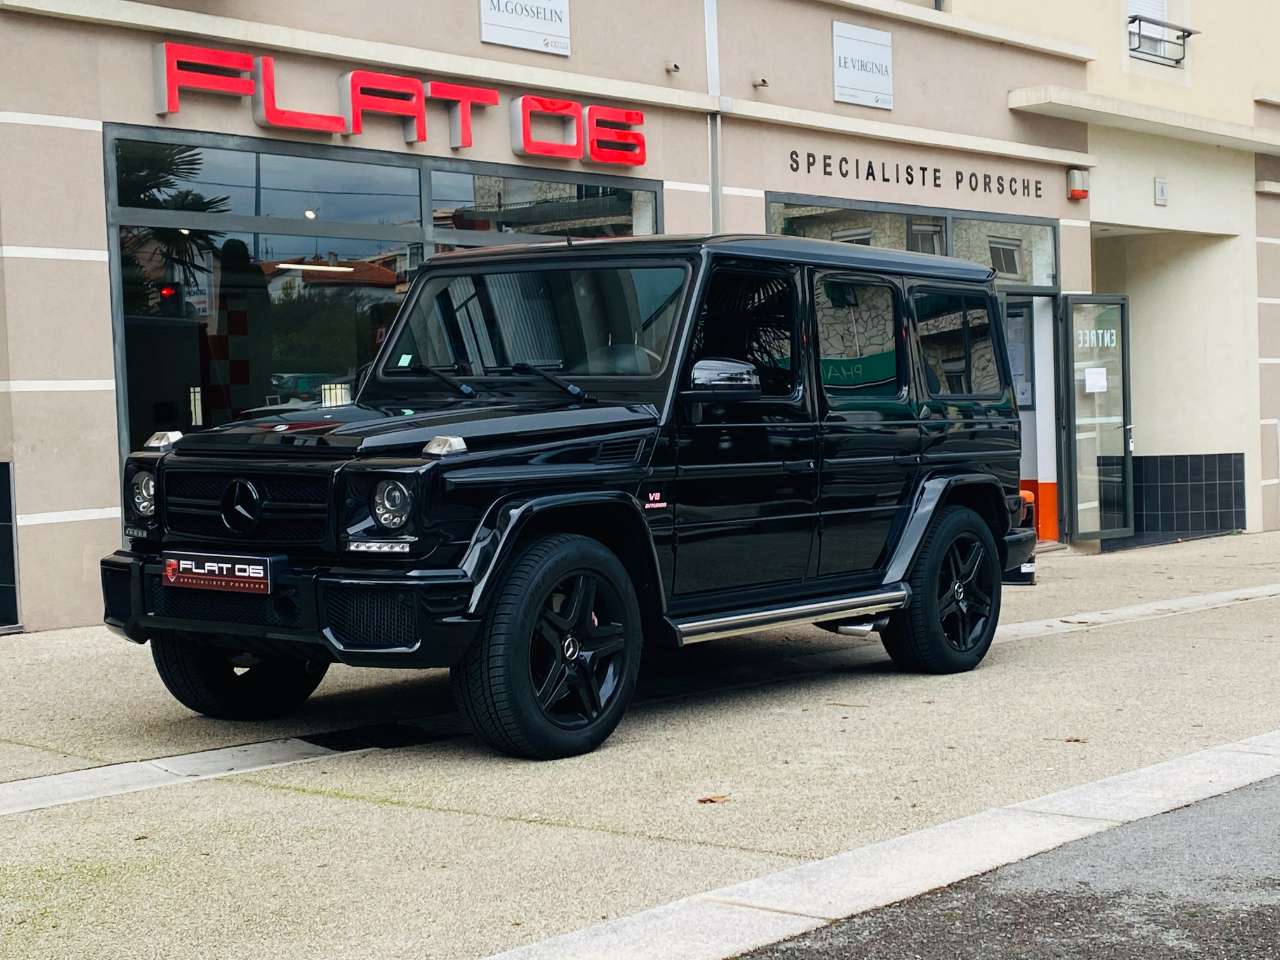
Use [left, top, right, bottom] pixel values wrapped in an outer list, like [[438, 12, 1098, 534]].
[[752, 76, 770, 89], [664, 61, 681, 75]]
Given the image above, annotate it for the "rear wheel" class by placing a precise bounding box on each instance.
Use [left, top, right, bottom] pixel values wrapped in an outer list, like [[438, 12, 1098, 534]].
[[151, 633, 329, 719], [451, 534, 642, 759], [881, 506, 1002, 674]]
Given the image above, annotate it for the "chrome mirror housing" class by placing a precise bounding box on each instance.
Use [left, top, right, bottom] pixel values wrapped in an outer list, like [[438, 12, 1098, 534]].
[[682, 358, 762, 403]]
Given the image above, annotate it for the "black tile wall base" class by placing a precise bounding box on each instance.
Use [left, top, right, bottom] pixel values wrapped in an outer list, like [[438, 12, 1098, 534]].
[[1100, 452, 1245, 552]]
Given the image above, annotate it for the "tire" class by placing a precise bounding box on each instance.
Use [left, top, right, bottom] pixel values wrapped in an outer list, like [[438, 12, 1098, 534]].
[[881, 506, 1002, 674], [451, 534, 643, 760], [151, 633, 329, 720]]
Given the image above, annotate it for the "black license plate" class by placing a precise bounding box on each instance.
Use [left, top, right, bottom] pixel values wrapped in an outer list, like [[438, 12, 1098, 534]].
[[162, 552, 273, 595]]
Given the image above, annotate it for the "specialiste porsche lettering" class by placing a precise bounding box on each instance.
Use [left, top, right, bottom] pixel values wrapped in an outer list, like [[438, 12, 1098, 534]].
[[154, 41, 645, 166], [787, 149, 1045, 199]]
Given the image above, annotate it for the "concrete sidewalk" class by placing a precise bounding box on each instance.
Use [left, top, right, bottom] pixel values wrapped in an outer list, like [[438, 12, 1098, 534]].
[[1, 532, 1279, 959]]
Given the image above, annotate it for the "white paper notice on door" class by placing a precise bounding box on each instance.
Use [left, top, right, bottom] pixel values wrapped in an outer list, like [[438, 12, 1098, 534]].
[[1084, 366, 1108, 393]]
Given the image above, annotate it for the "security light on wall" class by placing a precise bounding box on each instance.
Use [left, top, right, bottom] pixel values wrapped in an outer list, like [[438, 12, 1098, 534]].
[[664, 61, 681, 74], [752, 76, 770, 89]]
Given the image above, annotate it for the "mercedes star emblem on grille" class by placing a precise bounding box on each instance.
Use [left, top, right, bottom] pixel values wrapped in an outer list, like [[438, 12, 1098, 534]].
[[220, 478, 262, 533]]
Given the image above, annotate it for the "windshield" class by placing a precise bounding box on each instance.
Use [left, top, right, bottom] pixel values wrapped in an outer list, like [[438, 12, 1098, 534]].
[[381, 264, 688, 380]]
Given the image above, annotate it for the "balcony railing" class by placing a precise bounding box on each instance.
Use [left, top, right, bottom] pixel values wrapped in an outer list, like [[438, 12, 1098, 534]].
[[1128, 14, 1198, 67]]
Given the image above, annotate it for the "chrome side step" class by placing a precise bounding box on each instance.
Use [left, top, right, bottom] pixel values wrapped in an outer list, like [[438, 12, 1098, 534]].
[[673, 587, 909, 645]]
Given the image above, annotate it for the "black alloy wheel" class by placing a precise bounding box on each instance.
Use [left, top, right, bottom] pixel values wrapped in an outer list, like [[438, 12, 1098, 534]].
[[151, 633, 329, 720], [530, 572, 629, 729], [451, 533, 642, 759], [936, 533, 996, 653], [880, 505, 1002, 674]]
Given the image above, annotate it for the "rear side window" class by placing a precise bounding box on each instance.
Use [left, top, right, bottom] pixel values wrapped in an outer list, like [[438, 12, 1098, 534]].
[[813, 274, 901, 403], [913, 291, 1003, 398]]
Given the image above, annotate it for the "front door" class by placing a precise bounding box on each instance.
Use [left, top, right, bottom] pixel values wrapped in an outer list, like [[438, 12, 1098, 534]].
[[671, 262, 818, 597], [1060, 296, 1133, 539]]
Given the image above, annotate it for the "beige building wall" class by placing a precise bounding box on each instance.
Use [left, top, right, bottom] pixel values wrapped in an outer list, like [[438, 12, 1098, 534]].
[[0, 114, 120, 629], [1257, 157, 1280, 530], [950, 0, 1280, 126]]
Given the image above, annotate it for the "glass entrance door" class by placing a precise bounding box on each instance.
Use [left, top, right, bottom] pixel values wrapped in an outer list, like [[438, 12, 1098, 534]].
[[1062, 296, 1132, 539]]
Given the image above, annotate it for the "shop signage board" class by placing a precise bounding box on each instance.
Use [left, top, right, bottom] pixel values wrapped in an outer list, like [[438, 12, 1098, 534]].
[[833, 21, 893, 110], [152, 41, 643, 166], [480, 0, 571, 57]]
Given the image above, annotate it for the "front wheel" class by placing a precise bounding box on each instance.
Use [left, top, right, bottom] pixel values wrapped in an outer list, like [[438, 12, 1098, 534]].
[[151, 633, 329, 719], [451, 534, 642, 759], [881, 506, 1002, 674]]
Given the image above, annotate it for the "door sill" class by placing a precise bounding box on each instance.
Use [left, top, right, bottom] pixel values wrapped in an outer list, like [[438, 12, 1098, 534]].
[[672, 586, 909, 645]]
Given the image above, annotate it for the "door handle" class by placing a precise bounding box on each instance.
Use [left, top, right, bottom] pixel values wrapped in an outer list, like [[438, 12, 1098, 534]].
[[784, 459, 815, 474]]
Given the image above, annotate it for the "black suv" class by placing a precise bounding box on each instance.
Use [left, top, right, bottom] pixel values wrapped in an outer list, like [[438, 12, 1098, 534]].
[[102, 235, 1034, 759]]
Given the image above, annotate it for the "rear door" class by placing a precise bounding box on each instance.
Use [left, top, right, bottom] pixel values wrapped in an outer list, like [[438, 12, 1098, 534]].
[[811, 269, 919, 578]]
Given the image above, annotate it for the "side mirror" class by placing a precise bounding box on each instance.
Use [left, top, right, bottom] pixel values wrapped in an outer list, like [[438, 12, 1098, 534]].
[[682, 358, 762, 403]]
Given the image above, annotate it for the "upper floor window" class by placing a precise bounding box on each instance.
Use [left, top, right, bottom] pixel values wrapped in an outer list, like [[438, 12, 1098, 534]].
[[1127, 0, 1197, 67]]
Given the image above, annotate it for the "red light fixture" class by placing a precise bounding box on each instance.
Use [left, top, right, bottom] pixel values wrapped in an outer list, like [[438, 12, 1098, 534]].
[[159, 285, 178, 298]]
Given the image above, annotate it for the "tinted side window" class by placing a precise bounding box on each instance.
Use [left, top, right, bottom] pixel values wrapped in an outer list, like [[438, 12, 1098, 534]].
[[690, 269, 797, 397], [813, 275, 900, 404], [966, 300, 1002, 395], [914, 291, 1003, 398]]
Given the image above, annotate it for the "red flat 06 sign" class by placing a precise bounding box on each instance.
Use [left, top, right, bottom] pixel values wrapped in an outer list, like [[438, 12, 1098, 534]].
[[155, 41, 646, 166], [163, 552, 272, 594]]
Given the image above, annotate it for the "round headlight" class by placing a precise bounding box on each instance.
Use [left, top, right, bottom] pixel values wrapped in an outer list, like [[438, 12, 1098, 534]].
[[130, 470, 156, 518], [373, 480, 412, 530]]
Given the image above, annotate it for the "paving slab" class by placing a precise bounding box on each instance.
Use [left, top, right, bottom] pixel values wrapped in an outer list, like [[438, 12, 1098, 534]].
[[0, 777, 795, 960]]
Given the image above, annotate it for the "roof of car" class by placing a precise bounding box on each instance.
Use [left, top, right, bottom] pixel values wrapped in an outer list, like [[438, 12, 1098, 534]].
[[426, 233, 997, 283]]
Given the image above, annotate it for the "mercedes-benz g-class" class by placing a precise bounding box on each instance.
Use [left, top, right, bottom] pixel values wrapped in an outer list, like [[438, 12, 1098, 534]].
[[102, 235, 1035, 759]]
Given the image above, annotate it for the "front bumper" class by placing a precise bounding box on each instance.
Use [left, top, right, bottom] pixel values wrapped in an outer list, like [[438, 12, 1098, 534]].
[[100, 551, 481, 668]]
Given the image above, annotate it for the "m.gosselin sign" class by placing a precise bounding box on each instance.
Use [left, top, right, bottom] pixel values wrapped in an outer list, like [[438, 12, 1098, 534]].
[[789, 149, 1048, 200]]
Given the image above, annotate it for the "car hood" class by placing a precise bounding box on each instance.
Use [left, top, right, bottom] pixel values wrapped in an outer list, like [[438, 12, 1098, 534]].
[[169, 398, 660, 457]]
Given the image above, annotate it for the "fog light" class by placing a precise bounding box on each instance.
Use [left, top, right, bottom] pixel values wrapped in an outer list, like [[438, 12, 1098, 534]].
[[373, 479, 412, 530], [130, 470, 156, 517], [347, 540, 412, 554]]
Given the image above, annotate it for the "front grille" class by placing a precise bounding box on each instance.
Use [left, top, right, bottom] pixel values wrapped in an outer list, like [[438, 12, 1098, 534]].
[[324, 587, 418, 650], [145, 577, 303, 628], [164, 470, 331, 544]]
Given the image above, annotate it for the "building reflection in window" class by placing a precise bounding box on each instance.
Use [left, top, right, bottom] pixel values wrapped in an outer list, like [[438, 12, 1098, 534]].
[[120, 227, 412, 449]]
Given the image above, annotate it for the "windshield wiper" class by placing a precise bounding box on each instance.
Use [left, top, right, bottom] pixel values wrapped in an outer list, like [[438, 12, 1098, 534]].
[[399, 363, 477, 399], [509, 362, 595, 403]]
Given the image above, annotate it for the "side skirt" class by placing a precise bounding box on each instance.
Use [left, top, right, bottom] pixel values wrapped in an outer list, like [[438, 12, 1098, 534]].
[[671, 585, 910, 645]]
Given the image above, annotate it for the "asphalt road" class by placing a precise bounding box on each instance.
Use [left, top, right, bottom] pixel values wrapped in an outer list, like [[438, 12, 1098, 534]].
[[2, 531, 1279, 959], [744, 774, 1280, 960]]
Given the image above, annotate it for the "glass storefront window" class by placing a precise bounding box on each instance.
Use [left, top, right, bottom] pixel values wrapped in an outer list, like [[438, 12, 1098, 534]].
[[769, 200, 1057, 292], [115, 140, 422, 226], [433, 171, 655, 239], [111, 132, 663, 451], [119, 226, 414, 448], [952, 219, 1055, 288]]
